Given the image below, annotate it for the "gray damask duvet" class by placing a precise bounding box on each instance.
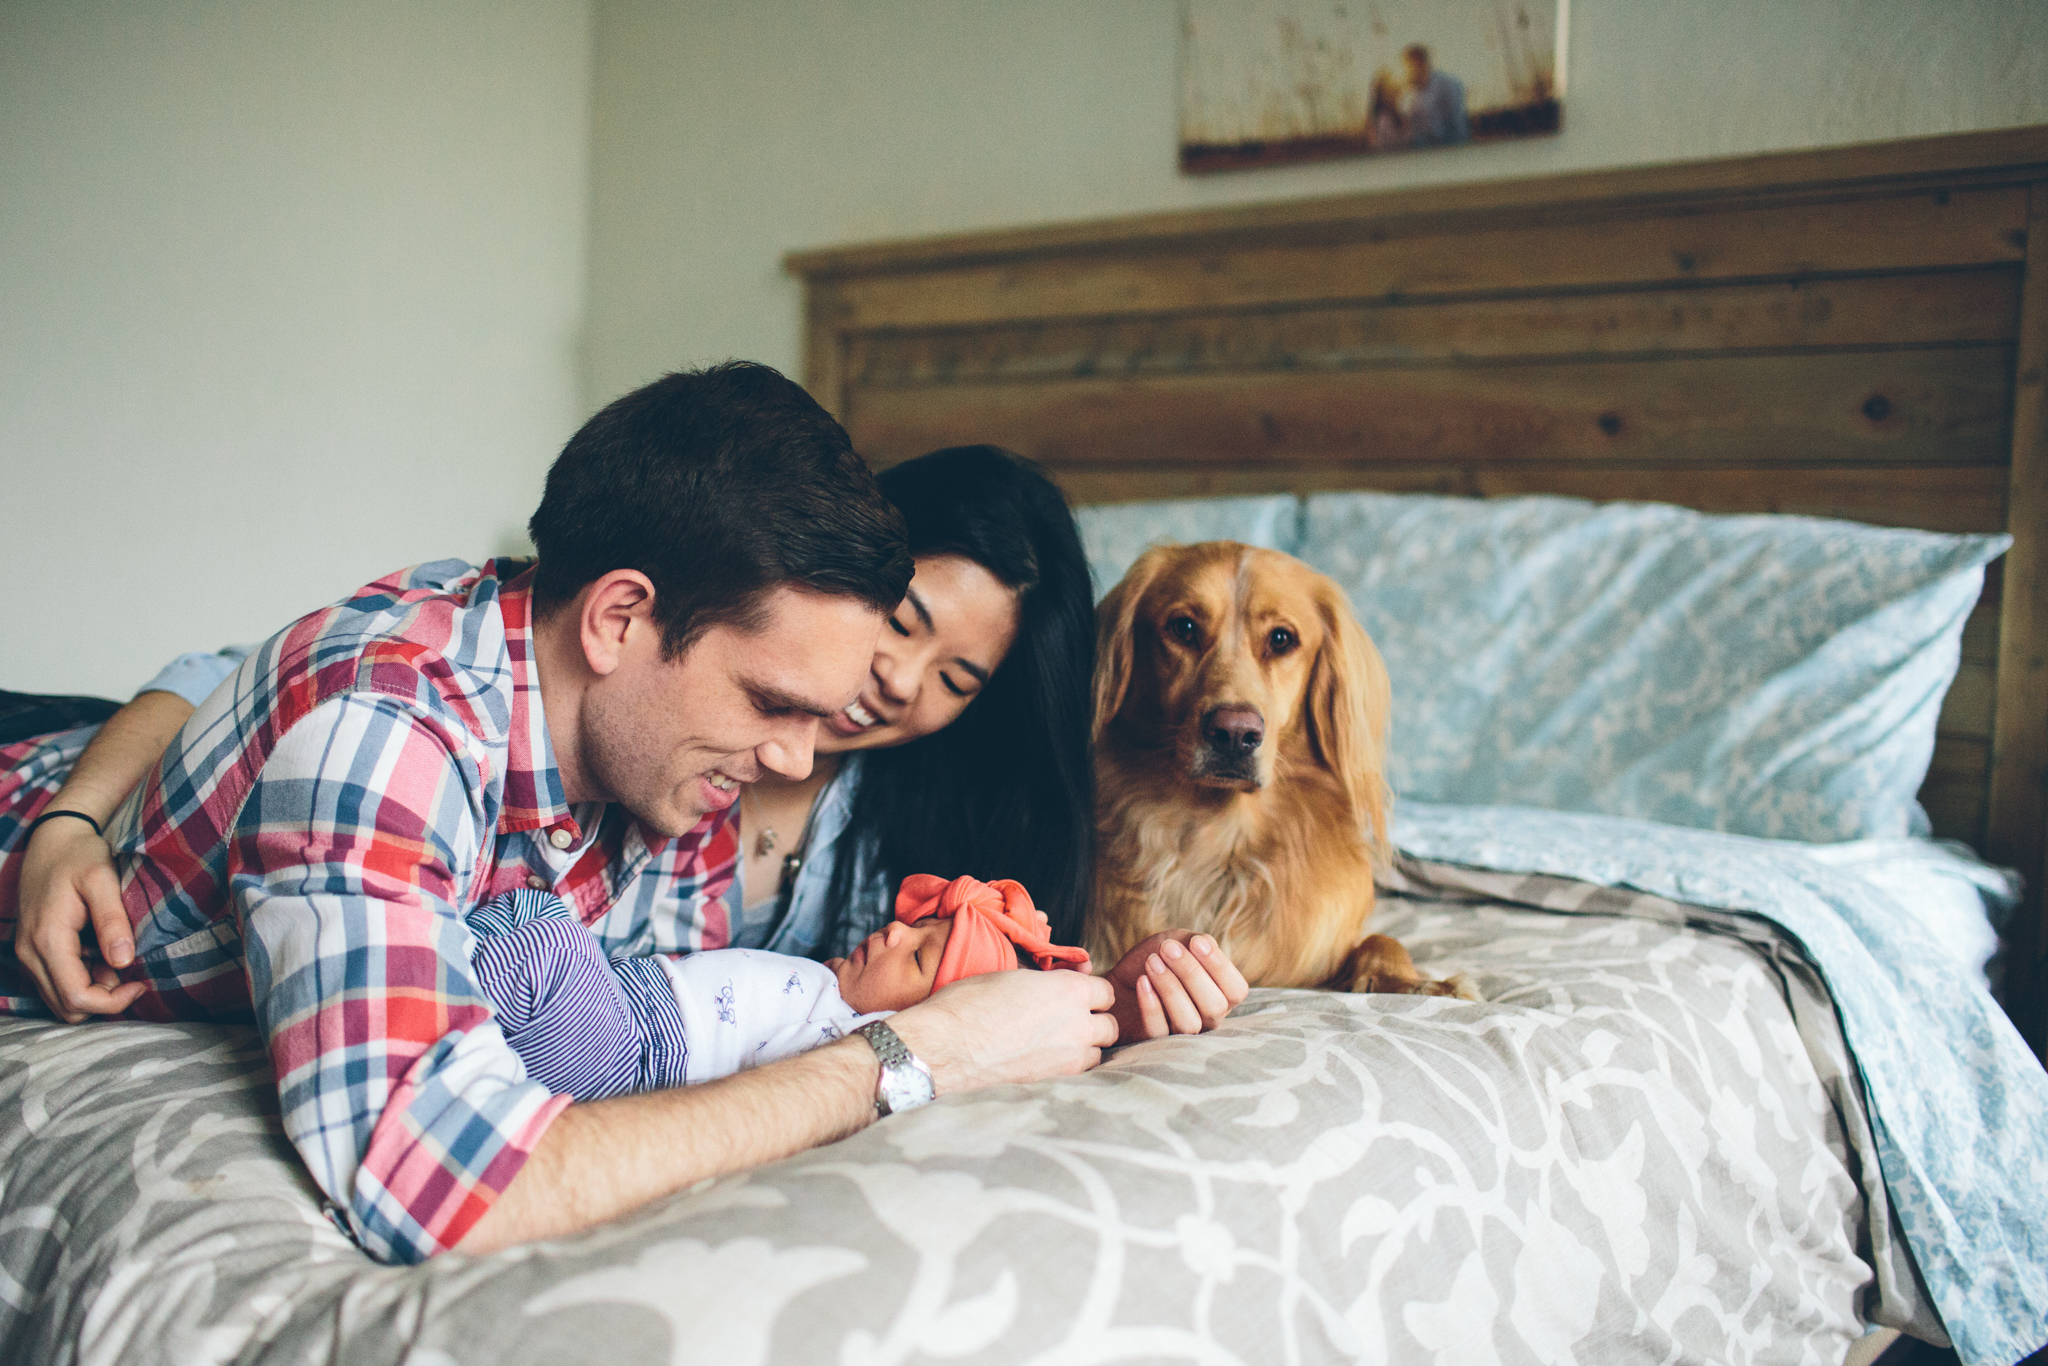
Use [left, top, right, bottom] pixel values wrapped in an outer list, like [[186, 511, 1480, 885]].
[[14, 832, 2031, 1366]]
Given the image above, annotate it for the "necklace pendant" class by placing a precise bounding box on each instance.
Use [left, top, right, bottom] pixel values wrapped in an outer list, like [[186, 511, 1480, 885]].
[[755, 827, 778, 858]]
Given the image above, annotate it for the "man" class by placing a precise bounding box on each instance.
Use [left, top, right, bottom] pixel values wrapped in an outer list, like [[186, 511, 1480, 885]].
[[0, 362, 1129, 1263], [1402, 44, 1469, 147]]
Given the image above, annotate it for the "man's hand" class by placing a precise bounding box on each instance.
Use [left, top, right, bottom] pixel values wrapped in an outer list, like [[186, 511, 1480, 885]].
[[887, 967, 1119, 1095], [1104, 932, 1249, 1044], [14, 818, 143, 1022]]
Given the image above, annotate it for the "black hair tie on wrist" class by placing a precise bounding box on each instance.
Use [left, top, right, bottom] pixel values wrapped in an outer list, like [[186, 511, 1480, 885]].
[[26, 809, 103, 839]]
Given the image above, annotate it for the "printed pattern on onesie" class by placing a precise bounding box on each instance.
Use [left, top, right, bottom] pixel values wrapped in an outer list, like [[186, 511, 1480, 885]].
[[660, 949, 889, 1084]]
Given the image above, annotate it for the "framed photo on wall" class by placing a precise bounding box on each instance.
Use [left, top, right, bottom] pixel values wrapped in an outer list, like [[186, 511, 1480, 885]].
[[1180, 0, 1567, 173]]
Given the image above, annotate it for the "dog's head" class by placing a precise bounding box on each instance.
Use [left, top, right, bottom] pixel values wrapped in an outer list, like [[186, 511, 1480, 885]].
[[1093, 541, 1392, 850]]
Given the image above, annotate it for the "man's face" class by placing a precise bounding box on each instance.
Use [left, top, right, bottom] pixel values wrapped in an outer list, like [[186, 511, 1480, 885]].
[[1404, 52, 1430, 88], [579, 586, 883, 835]]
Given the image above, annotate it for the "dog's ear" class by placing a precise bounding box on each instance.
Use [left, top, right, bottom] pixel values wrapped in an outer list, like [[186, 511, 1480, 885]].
[[1306, 575, 1394, 872], [1092, 546, 1173, 744]]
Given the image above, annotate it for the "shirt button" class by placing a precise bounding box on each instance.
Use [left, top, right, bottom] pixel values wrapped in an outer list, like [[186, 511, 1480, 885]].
[[526, 874, 550, 891], [549, 828, 574, 850]]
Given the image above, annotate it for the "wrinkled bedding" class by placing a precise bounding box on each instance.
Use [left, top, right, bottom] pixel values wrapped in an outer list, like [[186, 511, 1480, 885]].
[[1395, 802, 2048, 1366], [0, 846, 1967, 1366]]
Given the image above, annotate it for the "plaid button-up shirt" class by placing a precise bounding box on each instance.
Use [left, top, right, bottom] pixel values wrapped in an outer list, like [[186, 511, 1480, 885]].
[[0, 559, 739, 1263]]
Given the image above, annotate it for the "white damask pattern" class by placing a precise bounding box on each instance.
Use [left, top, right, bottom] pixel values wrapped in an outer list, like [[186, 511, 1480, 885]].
[[0, 855, 1956, 1366], [1394, 800, 2048, 1366]]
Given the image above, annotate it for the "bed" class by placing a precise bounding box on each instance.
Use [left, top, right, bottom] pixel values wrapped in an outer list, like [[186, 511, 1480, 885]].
[[4, 128, 2047, 1366]]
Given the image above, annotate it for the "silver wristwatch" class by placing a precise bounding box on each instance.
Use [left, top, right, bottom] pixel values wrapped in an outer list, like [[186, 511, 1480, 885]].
[[854, 1020, 934, 1117]]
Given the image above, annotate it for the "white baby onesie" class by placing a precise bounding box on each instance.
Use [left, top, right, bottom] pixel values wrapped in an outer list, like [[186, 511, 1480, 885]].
[[657, 948, 890, 1084]]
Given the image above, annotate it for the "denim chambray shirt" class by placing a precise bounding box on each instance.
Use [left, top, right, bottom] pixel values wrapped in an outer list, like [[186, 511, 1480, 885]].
[[721, 753, 892, 961]]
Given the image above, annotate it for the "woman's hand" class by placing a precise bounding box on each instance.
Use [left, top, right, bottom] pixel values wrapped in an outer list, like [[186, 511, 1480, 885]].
[[14, 817, 143, 1022], [1103, 931, 1249, 1044], [10, 687, 194, 1022]]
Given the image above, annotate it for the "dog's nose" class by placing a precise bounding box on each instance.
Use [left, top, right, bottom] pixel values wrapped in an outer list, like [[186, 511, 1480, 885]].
[[1203, 705, 1264, 753]]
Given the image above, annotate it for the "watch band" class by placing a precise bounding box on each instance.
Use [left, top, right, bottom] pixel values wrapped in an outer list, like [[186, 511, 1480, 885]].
[[854, 1019, 933, 1117]]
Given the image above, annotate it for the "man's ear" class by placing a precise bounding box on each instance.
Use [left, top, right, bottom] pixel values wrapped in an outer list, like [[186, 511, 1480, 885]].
[[577, 570, 659, 677]]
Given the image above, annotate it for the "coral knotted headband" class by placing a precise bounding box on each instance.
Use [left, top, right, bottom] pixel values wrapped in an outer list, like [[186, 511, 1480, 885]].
[[894, 874, 1092, 990]]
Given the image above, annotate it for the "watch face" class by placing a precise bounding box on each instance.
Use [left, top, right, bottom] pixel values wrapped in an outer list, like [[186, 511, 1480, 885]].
[[858, 1021, 935, 1116], [879, 1060, 935, 1114]]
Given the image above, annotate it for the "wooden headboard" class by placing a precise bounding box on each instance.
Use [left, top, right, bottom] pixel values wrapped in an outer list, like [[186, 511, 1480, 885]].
[[787, 126, 2048, 1055]]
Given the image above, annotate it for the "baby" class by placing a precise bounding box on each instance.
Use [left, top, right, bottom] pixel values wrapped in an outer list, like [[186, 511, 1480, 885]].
[[466, 873, 1093, 1101]]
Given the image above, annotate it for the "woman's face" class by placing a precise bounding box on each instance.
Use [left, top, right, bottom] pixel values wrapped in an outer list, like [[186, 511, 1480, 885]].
[[816, 553, 1021, 754]]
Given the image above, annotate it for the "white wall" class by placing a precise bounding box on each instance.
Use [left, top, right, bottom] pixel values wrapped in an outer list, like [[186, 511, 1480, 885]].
[[6, 0, 2041, 697], [582, 0, 2047, 405], [0, 0, 591, 696]]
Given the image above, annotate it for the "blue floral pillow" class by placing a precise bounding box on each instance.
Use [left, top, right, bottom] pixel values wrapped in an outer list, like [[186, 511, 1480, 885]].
[[1299, 492, 2009, 843], [1075, 495, 1300, 602]]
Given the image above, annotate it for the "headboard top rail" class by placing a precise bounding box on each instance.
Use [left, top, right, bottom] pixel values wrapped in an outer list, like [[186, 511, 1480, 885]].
[[785, 125, 2048, 282]]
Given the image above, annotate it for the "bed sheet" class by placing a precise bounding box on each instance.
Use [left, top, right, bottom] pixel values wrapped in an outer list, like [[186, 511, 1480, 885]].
[[1791, 837, 2020, 989], [1395, 802, 2048, 1366], [0, 858, 1913, 1366]]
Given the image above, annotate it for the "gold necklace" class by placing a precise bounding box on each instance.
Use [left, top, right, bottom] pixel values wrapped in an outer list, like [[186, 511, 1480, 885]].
[[741, 787, 778, 858]]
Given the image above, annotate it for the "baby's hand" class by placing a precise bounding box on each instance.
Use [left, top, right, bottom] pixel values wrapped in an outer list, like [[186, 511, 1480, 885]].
[[1103, 932, 1249, 1044]]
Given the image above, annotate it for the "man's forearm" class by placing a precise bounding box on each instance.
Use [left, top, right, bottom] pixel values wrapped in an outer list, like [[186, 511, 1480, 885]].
[[459, 1034, 880, 1253], [41, 690, 193, 825], [455, 967, 1117, 1256]]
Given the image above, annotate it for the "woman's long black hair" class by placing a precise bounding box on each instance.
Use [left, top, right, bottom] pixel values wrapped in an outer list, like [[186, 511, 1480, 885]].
[[821, 446, 1097, 947]]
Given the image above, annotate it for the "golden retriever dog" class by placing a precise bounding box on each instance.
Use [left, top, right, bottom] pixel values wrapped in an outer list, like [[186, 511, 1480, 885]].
[[1088, 541, 1468, 997]]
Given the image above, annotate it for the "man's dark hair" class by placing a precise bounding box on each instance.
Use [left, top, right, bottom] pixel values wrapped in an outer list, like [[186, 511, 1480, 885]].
[[528, 361, 912, 654]]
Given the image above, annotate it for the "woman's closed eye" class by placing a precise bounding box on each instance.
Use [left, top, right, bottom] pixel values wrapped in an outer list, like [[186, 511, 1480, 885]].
[[888, 615, 913, 638]]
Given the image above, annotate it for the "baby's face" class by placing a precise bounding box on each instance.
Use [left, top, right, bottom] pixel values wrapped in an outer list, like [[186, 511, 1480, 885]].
[[827, 917, 953, 1013]]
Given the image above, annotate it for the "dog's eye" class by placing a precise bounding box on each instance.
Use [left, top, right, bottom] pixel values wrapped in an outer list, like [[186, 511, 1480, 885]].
[[1166, 615, 1199, 645], [1267, 627, 1298, 655]]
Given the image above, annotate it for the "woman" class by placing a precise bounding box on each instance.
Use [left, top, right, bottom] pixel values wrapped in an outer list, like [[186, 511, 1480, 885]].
[[1369, 68, 1409, 151], [735, 444, 1095, 961], [12, 446, 1244, 1032]]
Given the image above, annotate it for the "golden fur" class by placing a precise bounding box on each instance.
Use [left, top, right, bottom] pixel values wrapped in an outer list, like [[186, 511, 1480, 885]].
[[1088, 542, 1466, 996]]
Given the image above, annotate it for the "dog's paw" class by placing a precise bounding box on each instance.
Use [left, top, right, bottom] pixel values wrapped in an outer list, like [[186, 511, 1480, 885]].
[[1350, 969, 1474, 999]]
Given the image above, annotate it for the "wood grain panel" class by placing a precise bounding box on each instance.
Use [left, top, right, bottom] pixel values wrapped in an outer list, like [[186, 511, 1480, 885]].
[[1989, 182, 2048, 1051], [803, 281, 850, 408], [1924, 736, 1992, 845], [1044, 463, 2014, 534], [824, 190, 2027, 332], [1940, 660, 1999, 735], [850, 272, 2022, 386], [788, 126, 2048, 280], [1961, 587, 2002, 663], [848, 349, 2013, 471]]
